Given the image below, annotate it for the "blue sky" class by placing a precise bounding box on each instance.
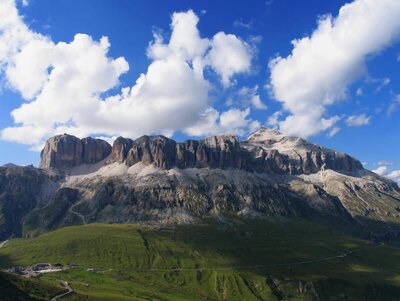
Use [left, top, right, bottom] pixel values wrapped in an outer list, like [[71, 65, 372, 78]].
[[0, 0, 399, 181]]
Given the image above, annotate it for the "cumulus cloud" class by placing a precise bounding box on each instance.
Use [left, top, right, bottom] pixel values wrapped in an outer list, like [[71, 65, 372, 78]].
[[373, 166, 388, 176], [387, 170, 400, 183], [208, 32, 252, 86], [371, 163, 400, 183], [184, 107, 254, 137], [0, 2, 255, 149], [268, 0, 400, 138], [369, 160, 400, 182], [267, 111, 282, 128], [345, 114, 371, 126]]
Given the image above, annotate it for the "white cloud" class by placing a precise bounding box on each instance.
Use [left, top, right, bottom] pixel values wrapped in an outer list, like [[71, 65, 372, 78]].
[[233, 19, 253, 30], [167, 10, 210, 60], [208, 32, 252, 86], [388, 170, 400, 178], [345, 114, 371, 126], [267, 111, 282, 128], [375, 77, 390, 93], [356, 87, 363, 96], [268, 0, 400, 138], [365, 76, 391, 93], [371, 163, 400, 183], [0, 3, 256, 148], [328, 126, 340, 138], [231, 85, 267, 110], [373, 166, 388, 176], [387, 94, 400, 116], [369, 160, 400, 183], [387, 170, 400, 183], [375, 160, 394, 166], [184, 107, 254, 137]]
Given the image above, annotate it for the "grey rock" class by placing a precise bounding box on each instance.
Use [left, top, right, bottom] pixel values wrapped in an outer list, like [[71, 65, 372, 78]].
[[243, 128, 363, 174], [41, 129, 364, 175], [111, 137, 133, 163], [105, 129, 363, 175], [125, 135, 177, 169], [40, 134, 111, 168], [112, 135, 245, 170], [82, 137, 112, 164], [0, 166, 53, 240], [2, 128, 397, 241]]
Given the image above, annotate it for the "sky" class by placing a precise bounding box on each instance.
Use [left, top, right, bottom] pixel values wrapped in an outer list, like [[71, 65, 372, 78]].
[[0, 0, 399, 182]]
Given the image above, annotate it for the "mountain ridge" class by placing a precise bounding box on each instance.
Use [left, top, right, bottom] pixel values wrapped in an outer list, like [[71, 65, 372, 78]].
[[40, 127, 364, 175], [0, 128, 399, 241]]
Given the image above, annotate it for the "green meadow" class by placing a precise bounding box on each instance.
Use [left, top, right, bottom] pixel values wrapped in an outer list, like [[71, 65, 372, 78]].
[[1, 218, 400, 300]]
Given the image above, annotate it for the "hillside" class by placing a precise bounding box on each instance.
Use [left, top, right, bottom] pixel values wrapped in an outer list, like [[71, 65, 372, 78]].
[[1, 219, 400, 300], [0, 270, 61, 301]]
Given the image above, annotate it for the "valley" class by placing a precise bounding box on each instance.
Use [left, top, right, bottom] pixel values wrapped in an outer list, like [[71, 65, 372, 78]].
[[1, 218, 400, 300]]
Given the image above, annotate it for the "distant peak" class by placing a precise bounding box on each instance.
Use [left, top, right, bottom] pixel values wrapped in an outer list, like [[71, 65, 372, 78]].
[[2, 163, 18, 167], [247, 127, 285, 143]]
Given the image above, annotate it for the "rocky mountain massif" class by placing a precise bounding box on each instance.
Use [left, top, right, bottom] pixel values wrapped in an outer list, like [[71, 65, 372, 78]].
[[1, 128, 400, 240]]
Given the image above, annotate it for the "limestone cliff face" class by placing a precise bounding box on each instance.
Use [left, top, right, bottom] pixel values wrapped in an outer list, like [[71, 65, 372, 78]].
[[40, 134, 111, 168], [116, 134, 243, 170], [40, 129, 363, 175], [81, 137, 112, 164], [107, 129, 362, 175]]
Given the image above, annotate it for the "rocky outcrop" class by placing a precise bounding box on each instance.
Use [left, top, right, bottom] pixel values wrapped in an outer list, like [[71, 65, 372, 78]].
[[106, 129, 362, 175], [0, 166, 55, 240], [243, 128, 363, 174], [82, 137, 112, 164], [40, 134, 111, 168], [40, 129, 363, 174], [111, 134, 244, 170], [125, 136, 177, 169], [111, 137, 133, 163]]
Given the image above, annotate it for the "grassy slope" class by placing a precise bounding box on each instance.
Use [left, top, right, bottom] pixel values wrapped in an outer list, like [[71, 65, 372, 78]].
[[1, 218, 400, 300], [0, 270, 62, 300]]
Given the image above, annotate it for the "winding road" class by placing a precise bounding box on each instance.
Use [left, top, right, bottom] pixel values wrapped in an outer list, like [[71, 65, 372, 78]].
[[51, 281, 73, 301], [68, 201, 87, 225]]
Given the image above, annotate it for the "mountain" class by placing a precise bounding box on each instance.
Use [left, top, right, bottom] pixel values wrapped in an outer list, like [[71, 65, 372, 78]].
[[0, 128, 399, 240], [40, 128, 363, 174], [1, 163, 18, 168], [1, 128, 400, 300]]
